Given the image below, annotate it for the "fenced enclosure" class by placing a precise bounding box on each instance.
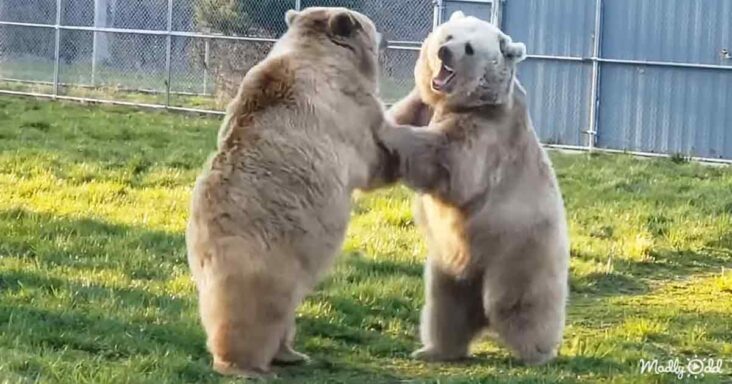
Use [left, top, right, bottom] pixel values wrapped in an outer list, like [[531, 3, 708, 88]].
[[0, 0, 433, 112], [1, 0, 732, 162]]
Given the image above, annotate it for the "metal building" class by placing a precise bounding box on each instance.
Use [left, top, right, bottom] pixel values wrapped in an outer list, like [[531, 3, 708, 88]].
[[443, 0, 732, 161]]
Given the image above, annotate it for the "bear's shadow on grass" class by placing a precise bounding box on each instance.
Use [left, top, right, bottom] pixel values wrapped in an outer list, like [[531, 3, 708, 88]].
[[0, 208, 187, 281], [0, 209, 220, 380], [309, 256, 632, 381], [0, 209, 418, 381], [4, 208, 719, 381], [0, 269, 225, 382]]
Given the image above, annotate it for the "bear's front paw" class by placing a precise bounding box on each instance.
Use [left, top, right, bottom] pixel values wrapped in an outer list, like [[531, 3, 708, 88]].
[[212, 359, 276, 380], [272, 347, 311, 365], [517, 345, 557, 366], [411, 347, 466, 362]]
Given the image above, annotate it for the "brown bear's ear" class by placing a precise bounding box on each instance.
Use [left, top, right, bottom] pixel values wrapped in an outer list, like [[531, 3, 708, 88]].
[[328, 11, 361, 37], [285, 10, 299, 27]]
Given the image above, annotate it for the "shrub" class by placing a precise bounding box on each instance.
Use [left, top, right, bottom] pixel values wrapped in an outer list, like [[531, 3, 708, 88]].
[[193, 0, 366, 106]]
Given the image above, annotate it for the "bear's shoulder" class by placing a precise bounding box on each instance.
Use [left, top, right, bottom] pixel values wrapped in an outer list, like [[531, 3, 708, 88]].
[[235, 56, 297, 116]]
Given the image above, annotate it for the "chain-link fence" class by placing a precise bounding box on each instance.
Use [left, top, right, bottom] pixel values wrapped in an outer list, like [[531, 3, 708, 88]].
[[0, 0, 435, 113]]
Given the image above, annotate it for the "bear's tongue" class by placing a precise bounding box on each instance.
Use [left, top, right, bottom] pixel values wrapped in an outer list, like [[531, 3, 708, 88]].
[[432, 63, 455, 91]]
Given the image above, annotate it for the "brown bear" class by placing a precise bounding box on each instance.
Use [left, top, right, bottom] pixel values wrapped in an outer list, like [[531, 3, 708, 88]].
[[186, 7, 396, 379], [381, 11, 570, 365]]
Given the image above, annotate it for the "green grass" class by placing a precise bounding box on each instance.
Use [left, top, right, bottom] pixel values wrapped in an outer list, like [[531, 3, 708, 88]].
[[0, 81, 219, 111], [0, 95, 730, 383], [1, 57, 221, 110]]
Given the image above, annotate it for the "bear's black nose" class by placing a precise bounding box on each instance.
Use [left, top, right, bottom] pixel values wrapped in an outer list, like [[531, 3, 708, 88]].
[[438, 45, 452, 63]]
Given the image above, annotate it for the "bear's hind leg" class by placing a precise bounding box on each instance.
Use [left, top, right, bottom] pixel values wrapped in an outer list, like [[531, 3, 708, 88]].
[[272, 318, 310, 365], [413, 259, 487, 362], [485, 273, 566, 366], [200, 252, 297, 378], [205, 286, 291, 378]]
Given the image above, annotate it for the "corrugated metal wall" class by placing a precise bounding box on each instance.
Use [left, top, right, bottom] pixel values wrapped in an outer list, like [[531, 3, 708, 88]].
[[598, 0, 732, 159], [444, 0, 732, 161], [502, 0, 595, 147]]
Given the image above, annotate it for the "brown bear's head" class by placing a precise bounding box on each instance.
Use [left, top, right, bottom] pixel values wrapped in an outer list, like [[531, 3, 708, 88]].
[[283, 7, 385, 87]]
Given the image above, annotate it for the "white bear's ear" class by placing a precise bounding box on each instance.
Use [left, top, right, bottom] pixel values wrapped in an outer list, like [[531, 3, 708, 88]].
[[285, 9, 299, 27], [449, 11, 466, 22], [500, 36, 527, 63]]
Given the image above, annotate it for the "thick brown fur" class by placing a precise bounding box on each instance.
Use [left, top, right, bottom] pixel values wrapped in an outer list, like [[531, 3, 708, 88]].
[[381, 12, 570, 365], [186, 7, 397, 379]]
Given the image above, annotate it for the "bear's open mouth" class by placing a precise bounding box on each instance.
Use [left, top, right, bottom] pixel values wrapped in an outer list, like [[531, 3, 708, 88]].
[[432, 63, 455, 92]]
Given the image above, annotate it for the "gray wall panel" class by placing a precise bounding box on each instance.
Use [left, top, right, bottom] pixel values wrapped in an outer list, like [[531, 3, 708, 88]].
[[597, 64, 732, 159], [517, 59, 592, 146], [503, 0, 595, 57], [501, 0, 595, 148], [603, 0, 732, 66]]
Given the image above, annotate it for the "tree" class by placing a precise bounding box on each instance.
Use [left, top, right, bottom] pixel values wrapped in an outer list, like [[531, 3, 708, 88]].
[[193, 0, 366, 107], [195, 0, 367, 37], [195, 0, 292, 37]]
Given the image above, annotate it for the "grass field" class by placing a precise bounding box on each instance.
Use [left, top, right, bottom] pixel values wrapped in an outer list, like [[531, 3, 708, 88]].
[[0, 96, 730, 383]]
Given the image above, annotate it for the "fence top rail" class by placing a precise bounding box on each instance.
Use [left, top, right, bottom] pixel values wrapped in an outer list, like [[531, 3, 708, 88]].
[[3, 20, 727, 70], [0, 20, 430, 46], [526, 54, 732, 71]]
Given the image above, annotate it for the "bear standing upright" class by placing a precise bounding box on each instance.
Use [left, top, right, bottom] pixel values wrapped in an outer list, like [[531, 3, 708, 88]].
[[186, 7, 397, 379], [382, 12, 570, 365]]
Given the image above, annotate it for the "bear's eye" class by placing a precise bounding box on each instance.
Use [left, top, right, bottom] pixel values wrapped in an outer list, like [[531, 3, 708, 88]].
[[445, 35, 453, 42], [465, 43, 474, 56]]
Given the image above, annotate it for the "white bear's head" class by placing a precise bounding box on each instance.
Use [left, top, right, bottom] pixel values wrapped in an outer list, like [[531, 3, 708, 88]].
[[416, 11, 526, 108]]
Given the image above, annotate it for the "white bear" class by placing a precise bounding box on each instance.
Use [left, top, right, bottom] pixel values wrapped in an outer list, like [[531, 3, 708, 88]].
[[381, 11, 570, 365]]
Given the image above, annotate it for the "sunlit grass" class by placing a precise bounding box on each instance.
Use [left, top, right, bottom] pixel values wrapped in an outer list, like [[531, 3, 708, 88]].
[[0, 96, 730, 383]]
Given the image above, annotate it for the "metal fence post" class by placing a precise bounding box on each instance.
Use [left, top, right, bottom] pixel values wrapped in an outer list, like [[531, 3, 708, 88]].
[[91, 41, 97, 85], [433, 0, 444, 30], [202, 39, 210, 95], [91, 0, 98, 86], [490, 0, 502, 26], [52, 0, 62, 98], [164, 0, 173, 107], [91, 0, 104, 86], [587, 0, 603, 150], [295, 0, 302, 11]]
